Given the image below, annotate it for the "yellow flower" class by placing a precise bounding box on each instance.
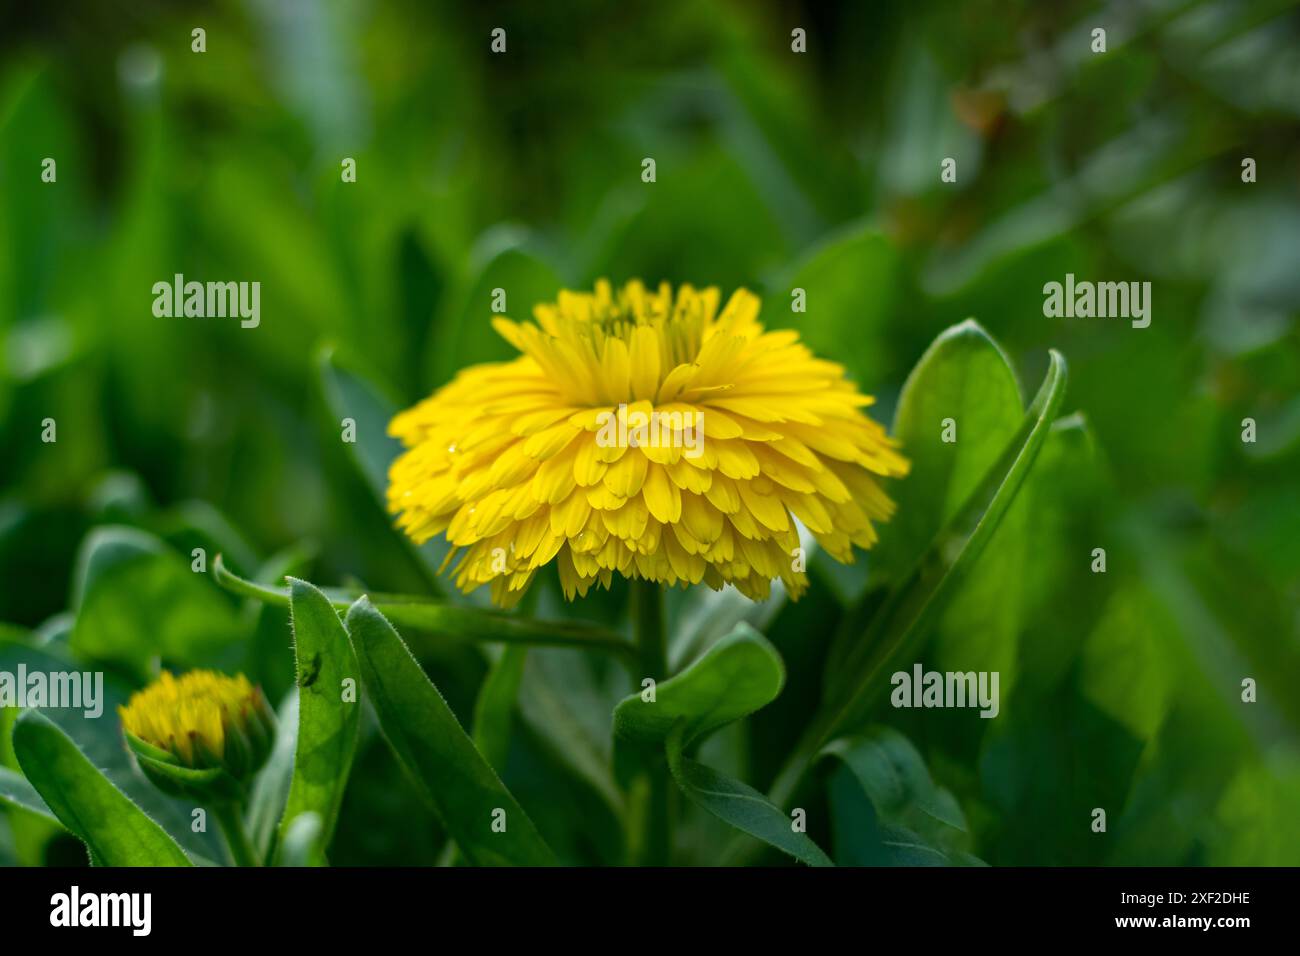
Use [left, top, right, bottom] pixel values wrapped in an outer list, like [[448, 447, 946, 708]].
[[388, 279, 908, 607], [119, 670, 273, 775]]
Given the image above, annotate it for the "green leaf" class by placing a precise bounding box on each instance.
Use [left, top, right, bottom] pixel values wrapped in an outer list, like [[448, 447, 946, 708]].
[[769, 338, 1067, 807], [473, 646, 528, 771], [873, 319, 1029, 699], [1208, 757, 1300, 867], [1079, 584, 1178, 743], [770, 225, 900, 386], [246, 690, 298, 862], [12, 710, 192, 866], [71, 526, 244, 680], [614, 624, 822, 866], [276, 580, 362, 861], [317, 347, 451, 595], [1010, 413, 1110, 692], [0, 765, 60, 826], [669, 576, 787, 671], [277, 812, 324, 867], [823, 345, 1065, 736], [666, 725, 832, 868], [213, 554, 634, 663], [345, 596, 557, 866], [516, 649, 624, 817], [427, 230, 562, 383], [821, 729, 983, 866], [0, 639, 225, 863], [871, 319, 1025, 584], [615, 623, 785, 749]]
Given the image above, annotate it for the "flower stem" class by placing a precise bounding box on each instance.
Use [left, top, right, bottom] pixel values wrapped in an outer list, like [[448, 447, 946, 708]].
[[214, 803, 259, 867], [630, 578, 671, 865]]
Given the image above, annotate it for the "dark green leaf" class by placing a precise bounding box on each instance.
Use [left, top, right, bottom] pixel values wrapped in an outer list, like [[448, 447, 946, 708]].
[[317, 347, 451, 594], [345, 596, 556, 866], [666, 725, 832, 868], [0, 765, 60, 826], [427, 233, 562, 382], [473, 646, 528, 771], [821, 729, 983, 866]]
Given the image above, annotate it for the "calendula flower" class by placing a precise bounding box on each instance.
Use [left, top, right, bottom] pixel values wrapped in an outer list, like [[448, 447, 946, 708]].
[[388, 279, 908, 607], [120, 670, 274, 801]]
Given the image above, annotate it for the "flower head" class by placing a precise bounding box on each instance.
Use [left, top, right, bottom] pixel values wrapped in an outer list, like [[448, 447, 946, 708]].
[[388, 280, 908, 606], [120, 670, 274, 799]]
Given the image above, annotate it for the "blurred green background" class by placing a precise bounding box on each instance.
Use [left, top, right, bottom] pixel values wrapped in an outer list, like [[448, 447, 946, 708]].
[[1, 0, 1298, 866]]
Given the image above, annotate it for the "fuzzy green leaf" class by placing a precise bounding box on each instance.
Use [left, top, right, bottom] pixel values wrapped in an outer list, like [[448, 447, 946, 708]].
[[12, 710, 192, 866], [0, 765, 60, 827], [345, 596, 556, 866], [276, 579, 362, 862]]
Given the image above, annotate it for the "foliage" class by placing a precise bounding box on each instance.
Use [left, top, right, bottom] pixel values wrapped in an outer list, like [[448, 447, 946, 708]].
[[1, 0, 1297, 867]]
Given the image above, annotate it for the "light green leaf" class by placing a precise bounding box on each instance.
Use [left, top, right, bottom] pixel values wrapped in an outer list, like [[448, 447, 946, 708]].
[[277, 812, 324, 867], [871, 319, 1025, 584], [12, 710, 192, 866], [769, 340, 1067, 807], [70, 526, 244, 680], [882, 319, 1028, 696], [771, 225, 900, 386], [276, 579, 362, 862], [345, 596, 556, 866], [615, 624, 818, 865], [1079, 584, 1179, 742], [614, 623, 784, 749], [1011, 413, 1110, 691], [669, 575, 787, 671]]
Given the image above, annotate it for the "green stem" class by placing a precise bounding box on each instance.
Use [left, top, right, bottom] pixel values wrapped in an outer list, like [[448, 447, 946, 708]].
[[214, 803, 259, 867], [631, 578, 671, 866], [211, 554, 638, 667]]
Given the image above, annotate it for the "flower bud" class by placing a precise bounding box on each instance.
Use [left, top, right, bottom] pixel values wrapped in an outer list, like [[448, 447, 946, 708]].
[[119, 670, 275, 803]]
